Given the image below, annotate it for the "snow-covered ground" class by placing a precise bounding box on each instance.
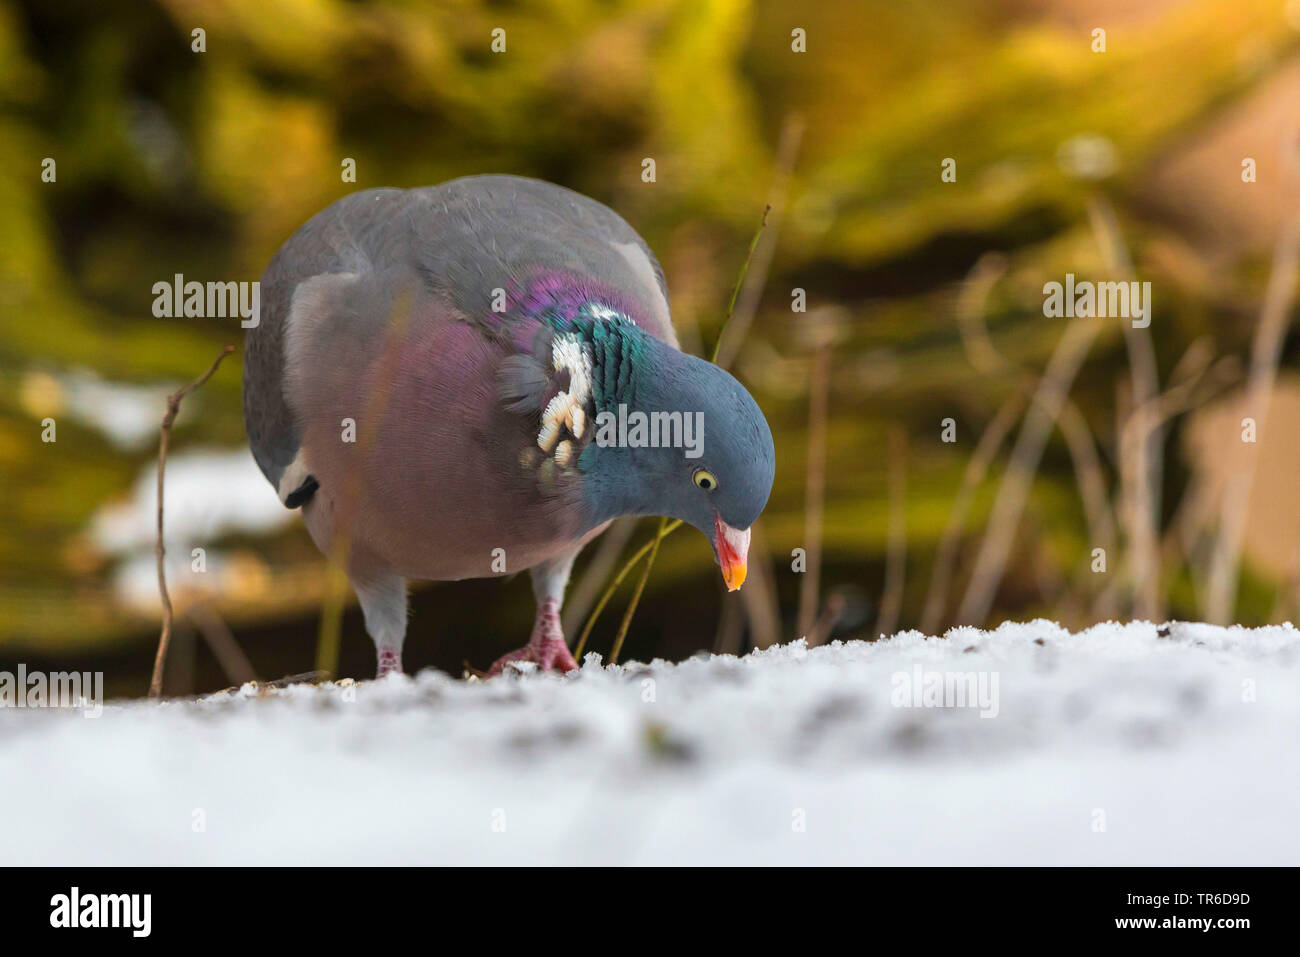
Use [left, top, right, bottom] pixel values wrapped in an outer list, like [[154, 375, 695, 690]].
[[2, 620, 1297, 865]]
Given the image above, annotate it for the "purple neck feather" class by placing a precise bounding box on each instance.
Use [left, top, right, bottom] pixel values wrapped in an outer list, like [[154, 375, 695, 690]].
[[507, 269, 640, 327]]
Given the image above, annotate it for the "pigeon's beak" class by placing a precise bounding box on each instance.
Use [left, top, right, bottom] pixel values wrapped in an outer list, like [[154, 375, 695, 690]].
[[714, 513, 750, 592]]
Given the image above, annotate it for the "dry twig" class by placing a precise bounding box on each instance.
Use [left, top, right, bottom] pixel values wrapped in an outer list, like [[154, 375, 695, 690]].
[[149, 345, 236, 699], [1205, 195, 1300, 623], [796, 330, 832, 639], [874, 427, 908, 638]]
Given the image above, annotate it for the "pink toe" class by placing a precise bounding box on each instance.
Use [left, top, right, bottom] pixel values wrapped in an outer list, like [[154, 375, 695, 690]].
[[376, 650, 403, 678]]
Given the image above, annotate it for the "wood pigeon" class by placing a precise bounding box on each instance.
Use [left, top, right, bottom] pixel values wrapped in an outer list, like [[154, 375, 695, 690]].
[[243, 175, 775, 677]]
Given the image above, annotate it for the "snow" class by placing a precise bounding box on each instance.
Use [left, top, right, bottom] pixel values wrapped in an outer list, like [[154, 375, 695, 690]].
[[1, 620, 1296, 865], [92, 448, 288, 556]]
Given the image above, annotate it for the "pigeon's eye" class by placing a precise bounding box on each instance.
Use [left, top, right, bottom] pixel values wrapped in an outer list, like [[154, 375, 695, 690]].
[[693, 468, 718, 491]]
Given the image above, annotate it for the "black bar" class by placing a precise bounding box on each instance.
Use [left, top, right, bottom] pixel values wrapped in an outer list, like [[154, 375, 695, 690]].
[[3, 866, 1287, 943]]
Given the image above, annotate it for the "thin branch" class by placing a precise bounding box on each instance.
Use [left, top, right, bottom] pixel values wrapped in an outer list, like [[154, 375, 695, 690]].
[[954, 252, 1010, 377], [609, 517, 666, 665], [714, 113, 803, 369], [740, 521, 782, 650], [150, 345, 236, 699], [713, 584, 746, 654], [187, 601, 259, 687], [1269, 543, 1300, 624], [574, 519, 682, 659], [949, 251, 1119, 615], [712, 203, 770, 364], [874, 427, 908, 638], [920, 385, 1028, 634], [956, 317, 1101, 625], [1057, 399, 1118, 560], [807, 592, 846, 647], [796, 337, 831, 639], [1205, 195, 1300, 623], [1089, 194, 1162, 620], [560, 517, 638, 637]]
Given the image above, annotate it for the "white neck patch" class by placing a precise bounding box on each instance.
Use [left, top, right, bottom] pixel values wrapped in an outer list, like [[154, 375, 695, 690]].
[[551, 334, 593, 408], [534, 302, 632, 465], [536, 333, 592, 462]]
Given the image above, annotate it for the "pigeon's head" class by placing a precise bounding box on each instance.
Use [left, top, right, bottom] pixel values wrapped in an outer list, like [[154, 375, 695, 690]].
[[581, 339, 776, 591]]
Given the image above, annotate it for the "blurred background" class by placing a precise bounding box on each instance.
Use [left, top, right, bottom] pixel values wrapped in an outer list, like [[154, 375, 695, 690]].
[[2, 0, 1298, 697]]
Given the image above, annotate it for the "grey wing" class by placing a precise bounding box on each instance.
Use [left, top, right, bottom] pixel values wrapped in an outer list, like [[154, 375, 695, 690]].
[[404, 175, 677, 346], [243, 188, 411, 502]]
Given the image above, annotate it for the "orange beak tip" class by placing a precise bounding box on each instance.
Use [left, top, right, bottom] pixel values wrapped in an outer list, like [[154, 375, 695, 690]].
[[723, 562, 748, 592]]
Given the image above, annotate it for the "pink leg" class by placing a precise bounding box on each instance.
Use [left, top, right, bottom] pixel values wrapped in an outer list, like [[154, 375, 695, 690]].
[[487, 597, 578, 676], [376, 649, 402, 678]]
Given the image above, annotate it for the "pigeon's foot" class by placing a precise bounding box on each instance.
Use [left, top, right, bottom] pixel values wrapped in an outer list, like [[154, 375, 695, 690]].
[[487, 638, 577, 676], [375, 649, 403, 679], [487, 598, 577, 677]]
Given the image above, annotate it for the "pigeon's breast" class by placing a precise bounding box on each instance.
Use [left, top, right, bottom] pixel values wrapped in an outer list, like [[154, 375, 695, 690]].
[[294, 308, 591, 581]]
